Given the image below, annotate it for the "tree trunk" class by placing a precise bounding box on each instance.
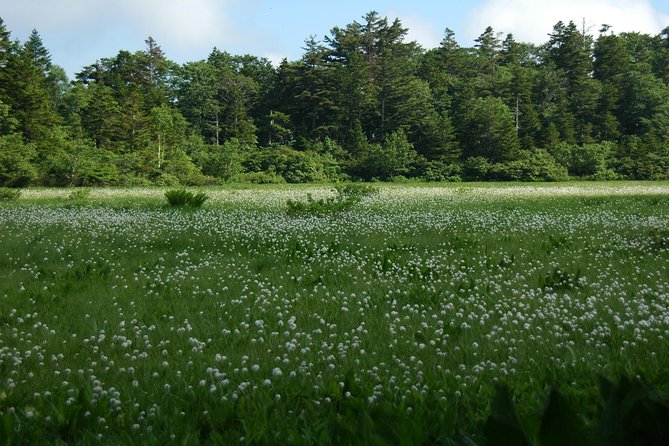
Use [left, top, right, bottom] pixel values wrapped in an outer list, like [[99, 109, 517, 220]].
[[215, 113, 220, 147], [157, 133, 162, 169]]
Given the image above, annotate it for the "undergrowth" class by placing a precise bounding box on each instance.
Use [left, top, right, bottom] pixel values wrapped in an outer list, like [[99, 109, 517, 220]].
[[0, 187, 20, 201], [286, 183, 378, 215], [164, 189, 209, 208]]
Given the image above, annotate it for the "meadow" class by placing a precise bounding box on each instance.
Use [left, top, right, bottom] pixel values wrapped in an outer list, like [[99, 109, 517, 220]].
[[1, 183, 668, 445]]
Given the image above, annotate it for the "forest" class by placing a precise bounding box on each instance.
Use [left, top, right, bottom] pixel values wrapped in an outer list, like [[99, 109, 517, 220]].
[[1, 12, 668, 186]]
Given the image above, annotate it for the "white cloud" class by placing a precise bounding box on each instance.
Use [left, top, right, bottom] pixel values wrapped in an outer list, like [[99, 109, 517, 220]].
[[0, 0, 251, 72], [465, 0, 667, 44], [263, 52, 287, 67], [387, 11, 443, 50], [116, 0, 240, 52]]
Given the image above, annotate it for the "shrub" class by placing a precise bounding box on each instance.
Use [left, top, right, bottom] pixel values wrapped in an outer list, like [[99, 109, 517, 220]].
[[0, 134, 37, 187], [164, 189, 209, 208], [334, 183, 378, 199], [489, 150, 569, 182], [0, 187, 21, 201], [356, 130, 419, 180], [243, 146, 335, 183], [463, 156, 492, 181], [42, 140, 120, 187], [188, 191, 209, 208], [230, 171, 286, 184], [67, 188, 92, 202], [191, 139, 247, 180], [286, 184, 378, 216], [165, 188, 192, 206], [549, 141, 618, 178], [421, 161, 463, 182]]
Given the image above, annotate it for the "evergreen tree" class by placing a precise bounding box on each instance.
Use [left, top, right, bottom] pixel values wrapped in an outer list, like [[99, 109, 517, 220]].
[[657, 27, 669, 85], [460, 96, 520, 162], [593, 31, 629, 140], [175, 60, 223, 145], [474, 26, 504, 96], [81, 82, 123, 150], [3, 30, 61, 143], [546, 21, 598, 143], [1, 13, 669, 184]]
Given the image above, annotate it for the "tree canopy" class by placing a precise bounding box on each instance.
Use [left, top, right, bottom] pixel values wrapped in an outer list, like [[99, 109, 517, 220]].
[[1, 13, 668, 186]]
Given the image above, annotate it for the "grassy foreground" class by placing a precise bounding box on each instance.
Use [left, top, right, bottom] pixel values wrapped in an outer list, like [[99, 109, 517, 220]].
[[1, 183, 669, 444]]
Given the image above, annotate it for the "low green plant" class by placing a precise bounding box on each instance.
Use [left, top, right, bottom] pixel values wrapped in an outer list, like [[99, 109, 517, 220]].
[[230, 171, 287, 184], [164, 188, 209, 208], [188, 191, 209, 207], [334, 183, 378, 199], [165, 188, 192, 206], [286, 183, 378, 216], [0, 187, 20, 201], [67, 188, 91, 202]]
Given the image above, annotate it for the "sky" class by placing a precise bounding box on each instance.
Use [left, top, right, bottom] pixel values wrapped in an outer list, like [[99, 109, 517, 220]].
[[1, 0, 668, 78]]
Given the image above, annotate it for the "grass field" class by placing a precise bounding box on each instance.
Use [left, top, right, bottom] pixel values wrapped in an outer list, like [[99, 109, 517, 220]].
[[1, 183, 669, 444]]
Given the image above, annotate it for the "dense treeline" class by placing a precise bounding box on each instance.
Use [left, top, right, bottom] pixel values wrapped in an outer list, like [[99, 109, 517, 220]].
[[1, 12, 668, 186]]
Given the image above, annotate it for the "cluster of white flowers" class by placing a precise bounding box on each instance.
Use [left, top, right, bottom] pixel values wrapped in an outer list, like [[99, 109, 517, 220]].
[[0, 184, 667, 438]]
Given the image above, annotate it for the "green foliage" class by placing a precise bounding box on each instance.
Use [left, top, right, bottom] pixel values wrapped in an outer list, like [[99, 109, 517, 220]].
[[164, 188, 209, 207], [286, 183, 378, 215], [164, 188, 191, 206], [0, 133, 37, 187], [480, 376, 669, 446], [41, 135, 120, 186], [0, 187, 21, 201], [483, 385, 532, 446], [596, 376, 669, 445], [356, 130, 419, 180], [188, 191, 209, 207], [191, 139, 247, 180], [488, 150, 569, 182], [67, 187, 91, 202], [2, 16, 669, 184], [0, 187, 668, 443], [333, 182, 378, 199], [420, 161, 463, 182], [549, 141, 619, 179], [244, 146, 336, 183], [230, 170, 287, 184], [464, 156, 492, 181], [538, 389, 589, 446], [460, 97, 520, 162]]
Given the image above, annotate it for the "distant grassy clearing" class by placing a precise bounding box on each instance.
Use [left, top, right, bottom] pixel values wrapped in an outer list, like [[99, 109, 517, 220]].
[[1, 183, 668, 444]]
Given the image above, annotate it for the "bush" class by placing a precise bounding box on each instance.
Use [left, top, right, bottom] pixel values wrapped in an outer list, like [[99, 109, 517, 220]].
[[356, 130, 419, 180], [0, 134, 37, 187], [42, 139, 120, 187], [191, 139, 247, 180], [164, 189, 209, 208], [420, 161, 463, 182], [243, 146, 335, 183], [67, 188, 92, 202], [463, 156, 492, 181], [549, 141, 618, 178], [0, 187, 21, 201], [165, 188, 191, 206], [286, 184, 378, 216], [334, 183, 378, 199], [188, 191, 209, 207], [489, 150, 569, 182], [230, 171, 286, 184]]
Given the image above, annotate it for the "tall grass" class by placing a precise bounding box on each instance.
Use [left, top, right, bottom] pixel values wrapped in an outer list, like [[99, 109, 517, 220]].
[[0, 184, 667, 444]]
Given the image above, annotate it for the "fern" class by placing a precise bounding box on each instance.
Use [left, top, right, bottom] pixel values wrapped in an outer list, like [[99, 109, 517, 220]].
[[165, 189, 209, 208]]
